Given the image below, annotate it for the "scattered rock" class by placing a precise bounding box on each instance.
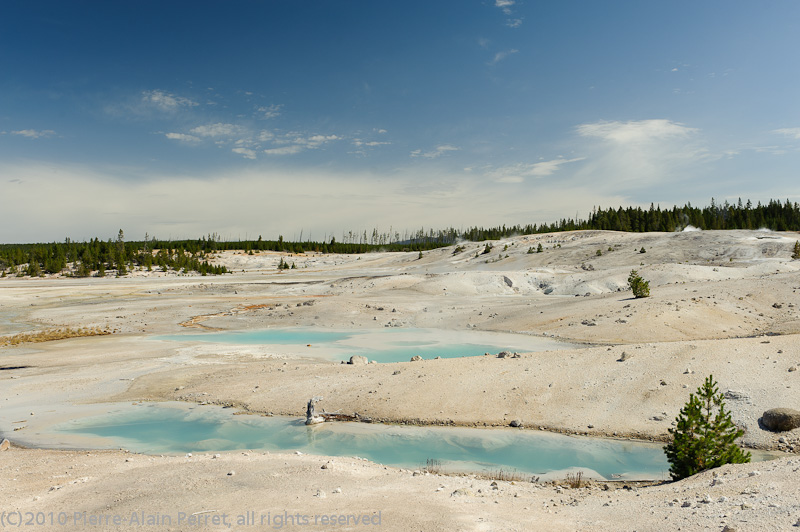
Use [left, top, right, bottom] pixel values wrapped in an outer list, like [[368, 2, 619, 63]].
[[790, 366, 797, 372], [451, 488, 474, 497], [617, 351, 631, 362], [392, 370, 401, 375], [348, 355, 368, 365], [497, 351, 511, 358], [315, 489, 326, 498], [510, 420, 522, 428], [0, 439, 10, 451], [227, 471, 235, 476], [761, 408, 800, 432], [410, 355, 423, 362]]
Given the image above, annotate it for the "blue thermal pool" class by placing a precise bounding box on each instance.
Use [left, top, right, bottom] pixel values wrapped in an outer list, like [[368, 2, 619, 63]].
[[20, 402, 675, 480], [157, 327, 575, 363]]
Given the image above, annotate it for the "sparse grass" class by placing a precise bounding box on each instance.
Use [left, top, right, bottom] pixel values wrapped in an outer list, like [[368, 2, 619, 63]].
[[565, 471, 584, 488], [0, 326, 111, 348], [424, 458, 443, 474], [477, 468, 538, 483]]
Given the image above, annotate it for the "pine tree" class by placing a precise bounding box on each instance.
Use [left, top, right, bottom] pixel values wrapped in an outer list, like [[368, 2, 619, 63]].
[[627, 270, 650, 298], [664, 375, 750, 480], [792, 240, 800, 260]]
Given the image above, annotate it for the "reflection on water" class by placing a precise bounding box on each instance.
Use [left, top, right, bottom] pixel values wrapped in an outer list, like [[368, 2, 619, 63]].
[[52, 402, 674, 480], [157, 327, 575, 363]]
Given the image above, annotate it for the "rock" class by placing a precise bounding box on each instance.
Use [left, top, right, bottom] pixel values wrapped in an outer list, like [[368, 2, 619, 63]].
[[617, 351, 631, 362], [497, 351, 511, 358], [724, 390, 751, 403], [410, 355, 423, 362], [315, 489, 326, 498], [227, 471, 235, 476], [790, 366, 797, 372], [392, 370, 401, 375], [451, 488, 474, 497], [779, 437, 788, 444], [761, 408, 800, 432], [721, 526, 737, 532], [510, 420, 522, 427], [348, 355, 368, 365], [0, 439, 10, 451], [305, 396, 325, 425]]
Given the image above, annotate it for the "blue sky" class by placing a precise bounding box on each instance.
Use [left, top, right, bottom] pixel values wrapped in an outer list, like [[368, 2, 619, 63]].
[[2, 1, 800, 243]]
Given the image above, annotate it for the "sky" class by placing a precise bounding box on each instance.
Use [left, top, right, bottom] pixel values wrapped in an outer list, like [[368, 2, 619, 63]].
[[2, 1, 800, 243]]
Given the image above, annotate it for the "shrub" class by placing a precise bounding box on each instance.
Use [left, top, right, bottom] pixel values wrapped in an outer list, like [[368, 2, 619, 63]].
[[627, 269, 650, 298], [664, 375, 750, 480]]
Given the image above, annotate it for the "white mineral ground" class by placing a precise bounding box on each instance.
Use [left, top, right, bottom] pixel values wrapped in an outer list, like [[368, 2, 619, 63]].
[[2, 229, 800, 530]]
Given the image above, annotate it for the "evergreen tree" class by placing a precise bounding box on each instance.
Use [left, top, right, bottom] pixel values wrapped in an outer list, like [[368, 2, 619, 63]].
[[793, 240, 800, 260], [664, 375, 750, 480], [627, 270, 650, 298], [115, 229, 127, 276]]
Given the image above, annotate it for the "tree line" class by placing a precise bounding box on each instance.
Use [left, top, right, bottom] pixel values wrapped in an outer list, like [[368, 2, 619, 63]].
[[1, 198, 799, 277]]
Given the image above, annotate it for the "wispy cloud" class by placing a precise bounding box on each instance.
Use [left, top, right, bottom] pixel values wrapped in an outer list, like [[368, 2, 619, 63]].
[[495, 0, 514, 15], [574, 119, 709, 190], [576, 119, 697, 143], [773, 127, 800, 140], [263, 133, 341, 156], [494, 0, 521, 27], [410, 144, 460, 159], [189, 123, 243, 137], [257, 104, 282, 119], [232, 147, 257, 159], [263, 145, 305, 156], [165, 132, 201, 143], [490, 49, 518, 65], [10, 129, 56, 139], [486, 158, 585, 183], [142, 90, 198, 111]]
